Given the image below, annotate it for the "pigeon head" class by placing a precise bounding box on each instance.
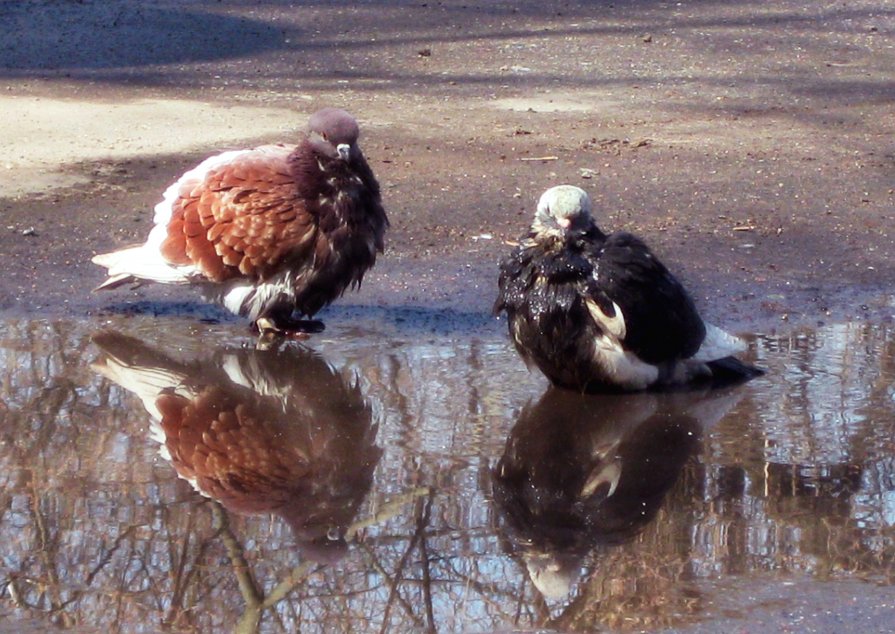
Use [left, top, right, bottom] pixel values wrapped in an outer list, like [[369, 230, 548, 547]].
[[308, 108, 361, 161], [532, 185, 595, 239], [524, 552, 580, 600]]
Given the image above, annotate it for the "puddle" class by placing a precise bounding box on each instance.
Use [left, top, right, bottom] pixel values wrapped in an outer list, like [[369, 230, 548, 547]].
[[1, 313, 894, 632]]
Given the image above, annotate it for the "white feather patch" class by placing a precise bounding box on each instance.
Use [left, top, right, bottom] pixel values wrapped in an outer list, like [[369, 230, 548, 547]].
[[92, 244, 195, 285], [146, 149, 252, 255], [526, 557, 574, 600], [580, 459, 622, 499], [91, 358, 191, 420], [152, 149, 250, 228], [691, 322, 746, 362], [591, 335, 660, 390], [584, 299, 658, 389], [95, 355, 206, 492], [227, 268, 299, 320], [221, 282, 256, 316], [585, 298, 626, 340]]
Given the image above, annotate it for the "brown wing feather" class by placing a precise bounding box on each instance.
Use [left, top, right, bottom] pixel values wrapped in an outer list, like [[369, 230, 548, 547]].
[[156, 387, 312, 511], [159, 146, 317, 283]]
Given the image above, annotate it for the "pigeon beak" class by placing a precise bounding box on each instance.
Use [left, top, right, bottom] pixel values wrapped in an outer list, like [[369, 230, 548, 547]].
[[556, 217, 571, 230], [336, 143, 351, 161]]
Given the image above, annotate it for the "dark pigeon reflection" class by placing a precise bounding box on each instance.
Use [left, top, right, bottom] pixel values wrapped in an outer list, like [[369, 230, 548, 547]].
[[91, 331, 381, 564], [492, 387, 743, 599]]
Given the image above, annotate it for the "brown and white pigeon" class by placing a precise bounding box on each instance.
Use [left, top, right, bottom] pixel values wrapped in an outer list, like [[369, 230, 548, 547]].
[[495, 185, 761, 392], [91, 330, 381, 563], [92, 108, 388, 335]]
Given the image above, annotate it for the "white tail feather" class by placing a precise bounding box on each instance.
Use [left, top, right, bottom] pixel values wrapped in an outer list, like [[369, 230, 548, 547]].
[[92, 243, 194, 287], [94, 354, 205, 493], [92, 357, 191, 421], [691, 322, 746, 362]]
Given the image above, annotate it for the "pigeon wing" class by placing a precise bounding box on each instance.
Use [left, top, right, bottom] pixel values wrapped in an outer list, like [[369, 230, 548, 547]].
[[585, 232, 706, 364], [158, 145, 317, 283]]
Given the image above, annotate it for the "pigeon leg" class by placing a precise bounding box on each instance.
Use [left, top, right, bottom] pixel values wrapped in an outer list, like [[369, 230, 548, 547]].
[[255, 310, 326, 339]]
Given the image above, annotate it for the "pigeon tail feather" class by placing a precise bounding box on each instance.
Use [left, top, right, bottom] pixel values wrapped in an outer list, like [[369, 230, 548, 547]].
[[92, 244, 194, 289], [92, 357, 188, 421], [690, 322, 746, 362]]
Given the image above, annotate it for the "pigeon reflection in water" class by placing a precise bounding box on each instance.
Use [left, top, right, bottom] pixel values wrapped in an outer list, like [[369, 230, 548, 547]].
[[92, 331, 381, 563], [492, 387, 742, 599]]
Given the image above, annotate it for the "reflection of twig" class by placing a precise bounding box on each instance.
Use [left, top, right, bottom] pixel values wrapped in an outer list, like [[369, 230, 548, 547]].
[[85, 525, 137, 587], [347, 487, 430, 539], [418, 493, 436, 633], [379, 490, 435, 634], [218, 487, 431, 633], [7, 577, 26, 608], [359, 542, 422, 627], [212, 503, 264, 633], [260, 561, 315, 609], [28, 472, 74, 628], [268, 487, 435, 615], [166, 506, 220, 629], [263, 488, 432, 611]]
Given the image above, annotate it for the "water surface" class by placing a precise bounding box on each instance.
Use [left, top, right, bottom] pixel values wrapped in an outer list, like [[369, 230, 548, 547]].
[[1, 311, 894, 632]]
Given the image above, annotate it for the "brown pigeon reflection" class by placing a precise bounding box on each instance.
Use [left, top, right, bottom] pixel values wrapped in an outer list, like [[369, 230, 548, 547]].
[[492, 387, 742, 599], [92, 331, 381, 564]]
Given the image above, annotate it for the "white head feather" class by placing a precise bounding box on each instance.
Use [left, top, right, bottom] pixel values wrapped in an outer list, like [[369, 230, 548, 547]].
[[532, 185, 594, 238]]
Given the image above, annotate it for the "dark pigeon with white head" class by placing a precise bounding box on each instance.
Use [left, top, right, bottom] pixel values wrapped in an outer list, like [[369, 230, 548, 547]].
[[92, 107, 388, 336], [495, 185, 761, 391]]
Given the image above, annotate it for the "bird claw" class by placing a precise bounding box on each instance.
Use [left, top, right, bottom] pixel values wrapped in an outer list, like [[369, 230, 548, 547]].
[[254, 316, 325, 339], [255, 320, 321, 350]]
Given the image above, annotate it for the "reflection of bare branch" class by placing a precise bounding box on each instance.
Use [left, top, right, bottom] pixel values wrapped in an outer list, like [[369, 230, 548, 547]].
[[212, 503, 263, 621], [359, 543, 421, 625], [85, 525, 137, 587], [7, 577, 26, 609], [346, 487, 430, 540], [165, 505, 222, 630], [417, 493, 436, 633], [379, 490, 435, 634], [213, 486, 433, 633], [265, 487, 433, 612], [28, 471, 74, 628], [439, 557, 527, 604]]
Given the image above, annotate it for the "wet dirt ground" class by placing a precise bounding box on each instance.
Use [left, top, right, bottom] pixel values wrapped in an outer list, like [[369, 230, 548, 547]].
[[1, 0, 895, 632]]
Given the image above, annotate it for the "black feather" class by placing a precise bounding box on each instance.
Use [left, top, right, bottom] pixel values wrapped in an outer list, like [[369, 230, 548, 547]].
[[589, 232, 704, 364], [496, 222, 710, 391]]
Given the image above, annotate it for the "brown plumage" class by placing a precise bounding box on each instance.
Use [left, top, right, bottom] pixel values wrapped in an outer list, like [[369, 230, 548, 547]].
[[92, 108, 388, 335], [91, 330, 381, 562]]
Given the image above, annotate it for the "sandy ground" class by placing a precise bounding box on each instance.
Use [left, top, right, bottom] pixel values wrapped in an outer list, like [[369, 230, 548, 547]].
[[1, 0, 894, 334]]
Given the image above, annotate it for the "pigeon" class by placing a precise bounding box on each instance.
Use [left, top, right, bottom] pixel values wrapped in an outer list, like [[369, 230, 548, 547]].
[[492, 387, 740, 599], [92, 108, 388, 336], [91, 330, 381, 563], [495, 185, 762, 392]]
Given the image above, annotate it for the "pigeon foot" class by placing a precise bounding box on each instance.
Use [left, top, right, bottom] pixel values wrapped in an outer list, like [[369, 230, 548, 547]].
[[254, 316, 326, 337]]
